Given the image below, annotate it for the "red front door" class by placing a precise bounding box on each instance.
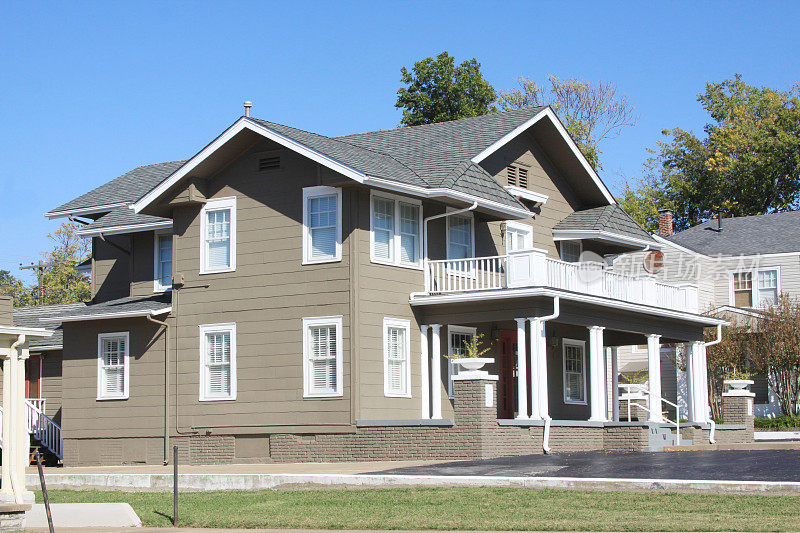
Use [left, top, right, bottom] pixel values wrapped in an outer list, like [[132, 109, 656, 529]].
[[25, 354, 41, 399], [498, 330, 517, 419]]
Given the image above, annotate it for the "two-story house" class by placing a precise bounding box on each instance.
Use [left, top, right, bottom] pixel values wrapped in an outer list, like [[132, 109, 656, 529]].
[[614, 210, 800, 418], [33, 105, 736, 466]]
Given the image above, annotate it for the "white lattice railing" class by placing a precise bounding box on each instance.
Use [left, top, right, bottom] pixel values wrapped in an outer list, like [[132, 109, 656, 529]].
[[422, 249, 699, 313]]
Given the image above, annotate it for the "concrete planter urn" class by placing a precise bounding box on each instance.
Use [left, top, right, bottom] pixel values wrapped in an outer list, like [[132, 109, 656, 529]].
[[453, 357, 494, 371], [724, 379, 754, 391]]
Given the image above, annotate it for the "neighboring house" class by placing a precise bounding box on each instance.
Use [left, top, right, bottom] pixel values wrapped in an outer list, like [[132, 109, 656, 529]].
[[39, 105, 731, 466], [614, 210, 800, 417]]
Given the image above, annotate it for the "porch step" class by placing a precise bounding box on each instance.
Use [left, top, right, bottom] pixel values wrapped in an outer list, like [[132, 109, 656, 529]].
[[648, 425, 692, 451]]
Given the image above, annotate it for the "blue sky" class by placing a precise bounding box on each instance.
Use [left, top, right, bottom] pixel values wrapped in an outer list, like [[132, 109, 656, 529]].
[[2, 1, 798, 281]]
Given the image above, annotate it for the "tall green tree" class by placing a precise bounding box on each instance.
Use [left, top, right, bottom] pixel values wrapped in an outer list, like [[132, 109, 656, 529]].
[[37, 222, 90, 305], [395, 52, 496, 126], [621, 75, 800, 232], [498, 76, 638, 170], [0, 270, 33, 307]]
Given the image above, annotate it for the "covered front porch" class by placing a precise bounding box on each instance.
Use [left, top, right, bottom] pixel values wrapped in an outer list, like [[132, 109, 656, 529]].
[[413, 293, 722, 450]]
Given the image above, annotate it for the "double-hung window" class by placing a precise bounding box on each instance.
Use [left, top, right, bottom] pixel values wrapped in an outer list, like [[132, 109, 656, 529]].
[[200, 197, 236, 274], [560, 240, 582, 263], [154, 232, 173, 292], [199, 323, 237, 401], [731, 268, 780, 308], [302, 316, 343, 397], [97, 332, 129, 400], [303, 186, 342, 264], [447, 325, 476, 399], [447, 213, 474, 261], [383, 318, 411, 397], [563, 339, 586, 405], [370, 192, 421, 268]]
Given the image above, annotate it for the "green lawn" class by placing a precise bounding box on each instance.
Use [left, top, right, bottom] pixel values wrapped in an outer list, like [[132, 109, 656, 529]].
[[38, 487, 800, 531]]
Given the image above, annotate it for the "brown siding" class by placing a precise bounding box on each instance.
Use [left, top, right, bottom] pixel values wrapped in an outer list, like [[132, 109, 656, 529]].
[[41, 350, 63, 424], [130, 231, 159, 297], [91, 235, 131, 302]]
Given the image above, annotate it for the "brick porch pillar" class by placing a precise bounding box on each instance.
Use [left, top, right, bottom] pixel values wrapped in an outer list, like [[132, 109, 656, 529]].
[[453, 372, 499, 459], [722, 388, 755, 434]]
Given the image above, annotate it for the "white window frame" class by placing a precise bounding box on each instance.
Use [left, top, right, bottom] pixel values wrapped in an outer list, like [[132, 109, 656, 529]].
[[562, 338, 587, 405], [559, 240, 582, 263], [728, 266, 781, 309], [302, 315, 344, 398], [447, 325, 477, 399], [96, 332, 130, 401], [446, 209, 476, 260], [383, 317, 412, 398], [200, 196, 237, 274], [153, 230, 173, 292], [302, 186, 342, 264], [369, 191, 423, 269], [504, 221, 533, 252], [198, 322, 237, 402]]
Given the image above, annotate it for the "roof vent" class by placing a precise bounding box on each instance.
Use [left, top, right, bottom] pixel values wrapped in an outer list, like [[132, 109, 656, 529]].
[[243, 101, 252, 117], [506, 164, 528, 189], [258, 155, 280, 171]]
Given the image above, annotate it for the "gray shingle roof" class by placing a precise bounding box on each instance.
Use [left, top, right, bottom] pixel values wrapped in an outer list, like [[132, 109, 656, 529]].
[[48, 160, 187, 215], [77, 207, 170, 235], [554, 205, 655, 244], [41, 294, 171, 322], [666, 211, 800, 256], [12, 302, 86, 348]]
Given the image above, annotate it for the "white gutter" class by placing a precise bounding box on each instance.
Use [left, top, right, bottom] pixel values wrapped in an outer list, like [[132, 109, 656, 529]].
[[77, 220, 173, 238], [536, 297, 560, 454], [553, 230, 660, 250], [704, 324, 722, 347], [422, 202, 479, 262], [40, 307, 172, 323]]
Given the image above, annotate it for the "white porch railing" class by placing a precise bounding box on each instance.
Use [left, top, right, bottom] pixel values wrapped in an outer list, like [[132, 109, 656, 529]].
[[0, 400, 62, 460], [423, 249, 699, 313], [619, 383, 681, 442]]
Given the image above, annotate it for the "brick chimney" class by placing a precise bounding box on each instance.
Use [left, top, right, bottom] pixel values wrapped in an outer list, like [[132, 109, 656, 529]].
[[657, 209, 674, 237]]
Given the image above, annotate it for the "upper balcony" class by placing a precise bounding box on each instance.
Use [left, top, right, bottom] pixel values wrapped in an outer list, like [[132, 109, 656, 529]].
[[417, 249, 699, 314]]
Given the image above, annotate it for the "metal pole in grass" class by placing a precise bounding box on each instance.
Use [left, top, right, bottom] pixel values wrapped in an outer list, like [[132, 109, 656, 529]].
[[173, 445, 178, 526], [35, 450, 55, 533]]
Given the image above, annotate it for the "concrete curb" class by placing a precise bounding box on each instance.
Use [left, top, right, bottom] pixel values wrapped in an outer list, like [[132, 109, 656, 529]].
[[25, 472, 800, 494]]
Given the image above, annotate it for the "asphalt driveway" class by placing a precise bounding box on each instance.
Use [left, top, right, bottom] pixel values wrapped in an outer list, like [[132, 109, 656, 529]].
[[373, 449, 800, 481]]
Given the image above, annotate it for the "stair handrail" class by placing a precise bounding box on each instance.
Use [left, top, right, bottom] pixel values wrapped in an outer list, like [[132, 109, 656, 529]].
[[619, 383, 680, 443], [24, 399, 62, 461]]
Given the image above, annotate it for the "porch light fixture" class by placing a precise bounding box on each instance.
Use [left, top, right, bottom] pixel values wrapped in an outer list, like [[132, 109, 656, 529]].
[[548, 336, 559, 348]]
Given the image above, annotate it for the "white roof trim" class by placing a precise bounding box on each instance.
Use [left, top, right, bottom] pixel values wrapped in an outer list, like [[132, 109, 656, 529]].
[[28, 344, 63, 352], [40, 306, 171, 323], [44, 202, 130, 220], [470, 107, 616, 205], [505, 186, 548, 205], [132, 118, 367, 213], [0, 326, 54, 338], [708, 305, 766, 319], [552, 229, 659, 250], [77, 220, 173, 238], [410, 287, 725, 327]]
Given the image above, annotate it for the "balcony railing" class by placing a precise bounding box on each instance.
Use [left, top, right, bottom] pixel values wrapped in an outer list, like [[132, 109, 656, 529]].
[[423, 249, 699, 313]]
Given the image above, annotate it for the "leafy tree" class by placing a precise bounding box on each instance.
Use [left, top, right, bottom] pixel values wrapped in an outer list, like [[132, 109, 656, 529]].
[[0, 270, 33, 307], [705, 321, 752, 419], [37, 222, 90, 305], [498, 76, 638, 169], [395, 52, 496, 126], [621, 75, 800, 231]]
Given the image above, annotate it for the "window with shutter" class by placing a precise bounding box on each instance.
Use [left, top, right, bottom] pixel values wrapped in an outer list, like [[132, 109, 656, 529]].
[[383, 318, 411, 397], [303, 186, 342, 264], [97, 332, 129, 400], [563, 340, 586, 404], [370, 192, 422, 268], [154, 232, 173, 292], [200, 197, 236, 274], [199, 323, 237, 401], [447, 326, 476, 399], [303, 316, 343, 397]]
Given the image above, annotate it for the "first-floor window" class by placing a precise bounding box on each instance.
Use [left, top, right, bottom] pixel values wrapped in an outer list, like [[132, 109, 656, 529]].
[[383, 318, 411, 397], [97, 332, 129, 400], [447, 326, 476, 399], [303, 316, 343, 397], [563, 339, 586, 404], [199, 323, 237, 401]]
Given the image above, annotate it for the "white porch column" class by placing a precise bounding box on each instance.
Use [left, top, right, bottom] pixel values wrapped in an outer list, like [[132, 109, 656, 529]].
[[588, 326, 607, 421], [1, 355, 11, 500], [687, 340, 709, 424], [531, 318, 549, 419], [0, 339, 32, 504], [420, 325, 430, 420], [515, 318, 529, 419], [611, 347, 620, 422], [430, 324, 443, 420], [647, 334, 662, 422]]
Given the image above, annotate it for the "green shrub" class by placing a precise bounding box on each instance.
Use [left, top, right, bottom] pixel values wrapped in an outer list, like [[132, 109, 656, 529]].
[[753, 415, 800, 430]]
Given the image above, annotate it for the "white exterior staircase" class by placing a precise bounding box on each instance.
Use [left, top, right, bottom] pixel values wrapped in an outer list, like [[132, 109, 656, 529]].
[[0, 398, 63, 461]]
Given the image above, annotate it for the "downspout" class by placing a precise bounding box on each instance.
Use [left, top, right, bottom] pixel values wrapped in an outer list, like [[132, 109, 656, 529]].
[[8, 334, 25, 504], [146, 313, 170, 465], [704, 324, 722, 444], [537, 297, 560, 454]]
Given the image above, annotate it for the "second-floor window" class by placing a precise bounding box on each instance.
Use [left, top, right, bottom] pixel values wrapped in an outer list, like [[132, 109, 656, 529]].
[[505, 221, 533, 252], [732, 268, 779, 308], [302, 186, 342, 264], [154, 232, 172, 292], [560, 240, 582, 263], [200, 197, 237, 274], [370, 192, 422, 268], [447, 213, 474, 260]]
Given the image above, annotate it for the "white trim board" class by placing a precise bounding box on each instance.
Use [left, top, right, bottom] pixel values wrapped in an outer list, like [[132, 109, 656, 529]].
[[77, 221, 173, 238], [45, 202, 130, 220], [504, 186, 548, 205], [553, 230, 659, 250], [40, 307, 172, 323]]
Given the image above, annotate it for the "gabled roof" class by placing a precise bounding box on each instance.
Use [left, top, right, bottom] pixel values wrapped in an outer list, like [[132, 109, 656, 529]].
[[666, 211, 800, 257], [13, 302, 86, 348], [76, 207, 171, 237], [553, 205, 656, 247], [40, 294, 171, 323]]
